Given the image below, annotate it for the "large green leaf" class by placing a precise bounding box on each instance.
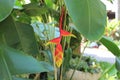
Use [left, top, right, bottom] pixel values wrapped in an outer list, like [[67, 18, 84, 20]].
[[15, 22, 39, 55], [0, 0, 15, 22], [0, 45, 54, 80], [64, 0, 107, 40], [100, 36, 120, 56], [0, 16, 39, 55]]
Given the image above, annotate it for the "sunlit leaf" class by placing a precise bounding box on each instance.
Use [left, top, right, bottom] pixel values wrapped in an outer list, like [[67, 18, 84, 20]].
[[45, 0, 54, 8], [64, 0, 107, 40], [100, 36, 120, 56]]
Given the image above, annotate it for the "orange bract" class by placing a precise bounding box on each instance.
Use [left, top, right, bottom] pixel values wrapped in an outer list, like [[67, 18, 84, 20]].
[[54, 44, 63, 67]]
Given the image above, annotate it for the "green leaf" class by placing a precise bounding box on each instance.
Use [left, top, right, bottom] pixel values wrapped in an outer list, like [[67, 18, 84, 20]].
[[70, 29, 82, 52], [115, 57, 120, 71], [15, 22, 39, 55], [117, 71, 120, 79], [63, 48, 72, 73], [14, 0, 23, 10], [0, 16, 19, 46], [0, 0, 15, 22], [0, 48, 12, 80], [43, 50, 53, 65], [0, 45, 53, 79], [12, 9, 31, 24], [100, 36, 120, 56], [64, 0, 107, 40], [45, 0, 53, 8], [0, 16, 39, 55], [99, 62, 117, 80], [23, 3, 48, 16]]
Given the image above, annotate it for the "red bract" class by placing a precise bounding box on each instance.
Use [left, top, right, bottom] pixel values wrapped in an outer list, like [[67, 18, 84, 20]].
[[60, 29, 76, 37], [54, 44, 63, 67], [46, 37, 61, 46]]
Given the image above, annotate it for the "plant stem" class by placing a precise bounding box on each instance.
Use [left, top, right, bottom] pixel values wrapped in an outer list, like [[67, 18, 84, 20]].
[[51, 44, 57, 80], [69, 41, 88, 80], [60, 62, 63, 80], [54, 64, 57, 80]]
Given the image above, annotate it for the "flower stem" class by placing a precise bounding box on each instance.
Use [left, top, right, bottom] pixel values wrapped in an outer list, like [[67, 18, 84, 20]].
[[51, 44, 57, 80]]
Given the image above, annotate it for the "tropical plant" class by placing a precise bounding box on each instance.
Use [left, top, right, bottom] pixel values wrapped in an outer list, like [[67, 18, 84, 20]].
[[105, 19, 120, 40], [99, 62, 117, 80], [1, 0, 116, 80], [69, 56, 101, 74], [100, 36, 120, 79]]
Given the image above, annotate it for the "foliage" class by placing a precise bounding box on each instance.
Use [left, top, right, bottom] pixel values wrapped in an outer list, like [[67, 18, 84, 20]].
[[0, 0, 109, 80], [100, 36, 120, 79], [99, 62, 117, 80], [100, 36, 120, 57], [69, 56, 101, 74], [0, 44, 53, 80], [64, 0, 107, 41], [105, 19, 120, 40]]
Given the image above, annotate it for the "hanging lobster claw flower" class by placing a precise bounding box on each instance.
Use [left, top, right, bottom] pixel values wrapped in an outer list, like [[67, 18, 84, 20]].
[[45, 37, 61, 46], [45, 6, 76, 68], [60, 29, 76, 38], [54, 44, 63, 67]]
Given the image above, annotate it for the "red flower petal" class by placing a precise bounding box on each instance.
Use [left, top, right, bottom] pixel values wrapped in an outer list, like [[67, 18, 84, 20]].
[[45, 37, 61, 46], [60, 30, 76, 37]]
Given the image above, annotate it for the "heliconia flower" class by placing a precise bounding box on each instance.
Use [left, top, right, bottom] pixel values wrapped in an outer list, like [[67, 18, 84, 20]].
[[46, 6, 76, 68], [45, 37, 61, 46], [54, 44, 63, 67], [60, 29, 76, 38]]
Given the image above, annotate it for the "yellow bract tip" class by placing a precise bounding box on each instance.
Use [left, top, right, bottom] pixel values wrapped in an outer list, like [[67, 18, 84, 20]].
[[56, 60, 62, 68]]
